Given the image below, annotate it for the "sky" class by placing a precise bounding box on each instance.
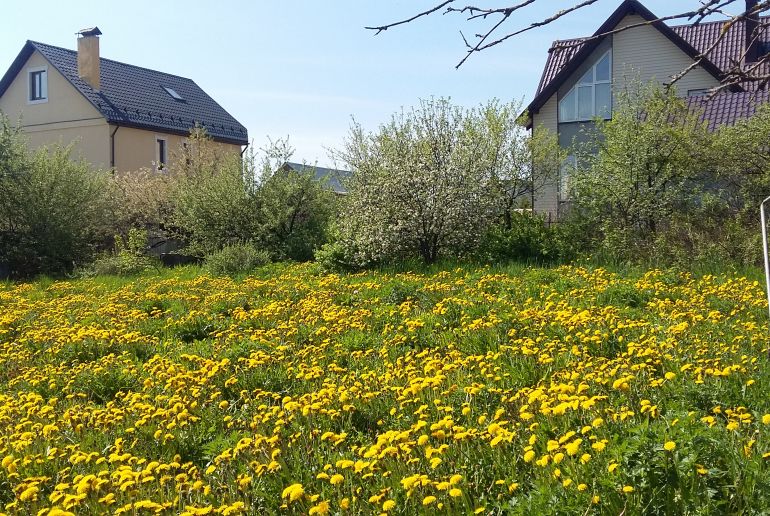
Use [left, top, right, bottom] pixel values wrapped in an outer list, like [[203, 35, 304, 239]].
[[0, 0, 738, 167]]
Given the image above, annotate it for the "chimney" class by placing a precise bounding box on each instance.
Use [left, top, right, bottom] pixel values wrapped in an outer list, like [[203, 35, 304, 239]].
[[746, 0, 760, 63], [77, 26, 102, 91]]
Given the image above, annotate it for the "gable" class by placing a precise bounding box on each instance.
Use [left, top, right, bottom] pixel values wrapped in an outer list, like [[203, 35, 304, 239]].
[[612, 14, 721, 94], [0, 48, 102, 126], [526, 0, 731, 126]]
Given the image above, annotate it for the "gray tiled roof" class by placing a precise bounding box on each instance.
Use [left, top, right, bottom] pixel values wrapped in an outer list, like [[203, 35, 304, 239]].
[[283, 162, 350, 194], [0, 40, 248, 145]]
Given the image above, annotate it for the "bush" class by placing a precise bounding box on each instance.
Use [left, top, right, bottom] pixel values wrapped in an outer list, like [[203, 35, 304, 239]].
[[171, 142, 261, 257], [0, 116, 111, 277], [314, 239, 364, 273], [204, 242, 271, 276], [82, 228, 158, 277], [477, 213, 556, 263], [257, 160, 337, 262], [476, 212, 580, 264]]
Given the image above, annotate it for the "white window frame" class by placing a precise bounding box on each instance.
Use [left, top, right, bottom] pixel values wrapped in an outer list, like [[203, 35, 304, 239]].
[[27, 66, 48, 105], [156, 137, 167, 170], [687, 88, 709, 97], [559, 50, 612, 123], [559, 154, 577, 201]]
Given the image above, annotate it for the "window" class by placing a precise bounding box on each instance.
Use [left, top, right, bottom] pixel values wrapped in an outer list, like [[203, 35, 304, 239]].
[[157, 138, 167, 170], [162, 86, 184, 101], [559, 51, 611, 122], [687, 88, 709, 97], [28, 67, 48, 103], [560, 155, 577, 201]]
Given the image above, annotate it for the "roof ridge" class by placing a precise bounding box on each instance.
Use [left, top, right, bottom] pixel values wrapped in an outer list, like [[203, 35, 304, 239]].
[[548, 14, 770, 49], [29, 40, 195, 83]]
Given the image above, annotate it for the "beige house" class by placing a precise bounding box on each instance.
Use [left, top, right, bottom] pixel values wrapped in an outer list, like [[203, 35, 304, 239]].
[[527, 0, 769, 223], [0, 28, 248, 172]]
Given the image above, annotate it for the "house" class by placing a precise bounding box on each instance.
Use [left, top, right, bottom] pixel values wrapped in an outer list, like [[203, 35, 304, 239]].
[[527, 0, 770, 223], [0, 28, 248, 172], [280, 162, 351, 194]]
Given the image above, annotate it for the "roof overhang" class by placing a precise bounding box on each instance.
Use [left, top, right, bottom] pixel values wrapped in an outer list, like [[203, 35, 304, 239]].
[[0, 41, 35, 99], [524, 0, 740, 129]]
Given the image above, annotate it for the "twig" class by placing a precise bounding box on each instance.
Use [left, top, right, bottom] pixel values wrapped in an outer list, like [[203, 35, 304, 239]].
[[365, 1, 456, 35]]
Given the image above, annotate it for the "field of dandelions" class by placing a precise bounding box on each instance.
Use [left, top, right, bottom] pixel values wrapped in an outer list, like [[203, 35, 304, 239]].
[[2, 263, 770, 515]]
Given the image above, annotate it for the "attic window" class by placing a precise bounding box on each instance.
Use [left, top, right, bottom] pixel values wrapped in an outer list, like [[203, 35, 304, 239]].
[[559, 51, 612, 123], [28, 67, 48, 104], [162, 86, 184, 101]]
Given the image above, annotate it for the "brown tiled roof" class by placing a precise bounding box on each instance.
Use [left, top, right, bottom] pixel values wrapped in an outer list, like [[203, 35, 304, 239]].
[[672, 18, 770, 91], [529, 2, 770, 131], [689, 90, 770, 131], [536, 38, 586, 96], [527, 0, 733, 125]]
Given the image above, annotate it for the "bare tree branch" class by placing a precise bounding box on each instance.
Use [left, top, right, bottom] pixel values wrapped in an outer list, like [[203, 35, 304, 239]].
[[454, 0, 601, 68], [367, 0, 770, 87], [364, 1, 455, 35]]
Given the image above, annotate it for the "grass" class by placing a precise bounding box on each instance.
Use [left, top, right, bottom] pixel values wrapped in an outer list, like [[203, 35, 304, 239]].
[[0, 262, 769, 514]]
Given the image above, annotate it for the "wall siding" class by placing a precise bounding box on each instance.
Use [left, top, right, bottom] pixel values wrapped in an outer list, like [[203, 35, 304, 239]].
[[612, 14, 720, 95], [532, 95, 559, 223], [113, 125, 242, 172]]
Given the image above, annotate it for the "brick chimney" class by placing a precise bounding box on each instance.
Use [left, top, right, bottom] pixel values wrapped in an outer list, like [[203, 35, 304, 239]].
[[746, 0, 760, 63], [77, 26, 102, 91]]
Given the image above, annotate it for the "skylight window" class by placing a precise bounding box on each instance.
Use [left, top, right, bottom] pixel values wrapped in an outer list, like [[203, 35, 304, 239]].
[[162, 86, 184, 101]]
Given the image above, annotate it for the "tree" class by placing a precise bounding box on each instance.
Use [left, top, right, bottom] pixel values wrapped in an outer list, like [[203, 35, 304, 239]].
[[170, 132, 337, 261], [0, 115, 111, 277], [568, 83, 713, 260], [705, 103, 770, 264], [257, 159, 338, 262], [170, 130, 261, 256], [335, 97, 551, 265], [481, 100, 562, 229], [367, 1, 770, 88]]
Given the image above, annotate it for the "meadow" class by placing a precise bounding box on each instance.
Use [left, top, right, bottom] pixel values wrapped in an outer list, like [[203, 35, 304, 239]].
[[1, 263, 770, 514]]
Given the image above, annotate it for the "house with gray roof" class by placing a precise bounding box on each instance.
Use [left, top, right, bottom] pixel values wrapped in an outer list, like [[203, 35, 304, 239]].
[[280, 162, 351, 194], [528, 0, 770, 223], [0, 28, 248, 172]]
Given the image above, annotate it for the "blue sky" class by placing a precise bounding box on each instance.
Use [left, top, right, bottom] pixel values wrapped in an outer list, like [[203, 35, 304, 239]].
[[1, 1, 732, 166]]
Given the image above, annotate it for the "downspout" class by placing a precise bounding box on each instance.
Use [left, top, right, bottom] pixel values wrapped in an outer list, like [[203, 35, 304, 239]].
[[110, 124, 120, 170], [240, 141, 251, 185]]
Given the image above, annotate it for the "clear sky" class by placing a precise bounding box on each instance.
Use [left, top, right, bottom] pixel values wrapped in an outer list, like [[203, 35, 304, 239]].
[[1, 1, 733, 166]]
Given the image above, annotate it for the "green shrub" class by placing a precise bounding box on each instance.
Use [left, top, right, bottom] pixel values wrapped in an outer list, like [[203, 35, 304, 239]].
[[204, 242, 270, 276], [82, 228, 158, 277], [0, 116, 111, 277], [257, 163, 337, 262], [476, 212, 578, 264], [314, 240, 365, 273]]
